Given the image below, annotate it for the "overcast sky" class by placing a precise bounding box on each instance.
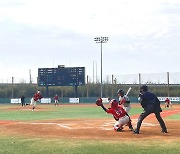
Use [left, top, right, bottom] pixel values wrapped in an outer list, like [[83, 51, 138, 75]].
[[0, 0, 180, 83]]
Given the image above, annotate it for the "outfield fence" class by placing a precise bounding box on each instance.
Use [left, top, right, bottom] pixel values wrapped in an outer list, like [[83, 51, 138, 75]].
[[0, 97, 180, 104], [88, 72, 180, 84]]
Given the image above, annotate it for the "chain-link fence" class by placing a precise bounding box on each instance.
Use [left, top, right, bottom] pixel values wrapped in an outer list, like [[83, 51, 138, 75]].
[[88, 72, 180, 84]]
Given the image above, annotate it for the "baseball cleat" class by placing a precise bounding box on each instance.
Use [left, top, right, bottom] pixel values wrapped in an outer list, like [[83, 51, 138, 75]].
[[162, 130, 168, 133], [133, 130, 139, 134], [129, 126, 134, 131], [116, 127, 123, 132]]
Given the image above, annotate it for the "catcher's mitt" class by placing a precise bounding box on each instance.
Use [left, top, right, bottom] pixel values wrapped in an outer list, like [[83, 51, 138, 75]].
[[96, 98, 103, 106]]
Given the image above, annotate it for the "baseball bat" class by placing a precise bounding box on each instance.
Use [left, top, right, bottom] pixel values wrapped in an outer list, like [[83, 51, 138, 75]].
[[126, 87, 132, 96]]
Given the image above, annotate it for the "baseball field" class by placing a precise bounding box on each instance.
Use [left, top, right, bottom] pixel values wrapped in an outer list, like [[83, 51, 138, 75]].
[[0, 103, 179, 154]]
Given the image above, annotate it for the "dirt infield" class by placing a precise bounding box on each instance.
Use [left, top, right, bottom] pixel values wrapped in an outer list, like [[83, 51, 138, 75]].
[[0, 104, 179, 141]]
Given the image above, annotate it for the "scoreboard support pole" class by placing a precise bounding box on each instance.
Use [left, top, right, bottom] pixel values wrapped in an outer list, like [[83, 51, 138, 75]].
[[75, 86, 78, 98], [46, 85, 49, 97]]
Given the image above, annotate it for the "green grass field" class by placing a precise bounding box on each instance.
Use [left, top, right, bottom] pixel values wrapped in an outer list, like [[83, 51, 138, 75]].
[[0, 137, 179, 154], [0, 103, 179, 154], [0, 104, 143, 121]]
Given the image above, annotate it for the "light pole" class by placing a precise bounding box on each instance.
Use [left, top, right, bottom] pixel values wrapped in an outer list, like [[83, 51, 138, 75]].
[[94, 37, 108, 98]]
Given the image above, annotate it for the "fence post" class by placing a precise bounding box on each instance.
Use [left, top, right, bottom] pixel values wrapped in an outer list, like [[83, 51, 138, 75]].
[[111, 74, 114, 98], [167, 72, 170, 97]]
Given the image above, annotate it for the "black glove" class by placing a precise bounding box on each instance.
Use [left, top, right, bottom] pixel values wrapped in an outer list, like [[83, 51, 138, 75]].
[[139, 93, 143, 97]]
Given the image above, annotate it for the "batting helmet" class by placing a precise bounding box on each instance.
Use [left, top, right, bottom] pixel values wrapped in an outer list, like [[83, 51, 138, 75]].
[[117, 89, 124, 96], [37, 90, 40, 94], [140, 85, 148, 92], [110, 99, 118, 109]]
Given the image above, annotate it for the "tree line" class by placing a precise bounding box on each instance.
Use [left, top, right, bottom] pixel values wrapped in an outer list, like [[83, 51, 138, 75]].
[[0, 83, 180, 98]]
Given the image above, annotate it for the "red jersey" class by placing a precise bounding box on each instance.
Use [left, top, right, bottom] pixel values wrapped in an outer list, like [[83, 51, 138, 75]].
[[106, 106, 127, 119], [165, 98, 170, 104], [54, 96, 59, 100], [33, 93, 42, 101]]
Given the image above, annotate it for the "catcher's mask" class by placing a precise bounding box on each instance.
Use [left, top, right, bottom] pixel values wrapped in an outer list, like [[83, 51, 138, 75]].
[[110, 99, 118, 108], [117, 89, 124, 96]]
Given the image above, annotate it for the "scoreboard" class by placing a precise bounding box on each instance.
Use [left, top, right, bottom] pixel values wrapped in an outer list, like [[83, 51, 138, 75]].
[[38, 65, 85, 86]]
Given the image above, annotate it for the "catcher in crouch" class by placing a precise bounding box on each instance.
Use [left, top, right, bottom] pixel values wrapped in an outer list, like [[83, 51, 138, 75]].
[[96, 98, 133, 132]]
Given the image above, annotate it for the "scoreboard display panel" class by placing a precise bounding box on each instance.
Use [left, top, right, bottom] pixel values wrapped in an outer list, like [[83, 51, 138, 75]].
[[38, 66, 85, 86]]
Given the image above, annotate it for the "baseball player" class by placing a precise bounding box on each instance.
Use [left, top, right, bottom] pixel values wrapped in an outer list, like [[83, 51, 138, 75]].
[[117, 89, 133, 131], [164, 97, 172, 108], [30, 90, 42, 111], [117, 89, 131, 113], [96, 98, 133, 132], [54, 94, 59, 106]]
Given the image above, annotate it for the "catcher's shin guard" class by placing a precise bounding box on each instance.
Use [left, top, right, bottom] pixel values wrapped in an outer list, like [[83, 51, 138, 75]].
[[128, 121, 134, 131]]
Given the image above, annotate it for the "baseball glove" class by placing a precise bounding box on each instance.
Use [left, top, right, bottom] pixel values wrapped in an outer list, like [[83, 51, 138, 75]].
[[96, 98, 103, 106]]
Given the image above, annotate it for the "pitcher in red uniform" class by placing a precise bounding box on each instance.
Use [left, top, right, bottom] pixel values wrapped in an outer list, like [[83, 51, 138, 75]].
[[98, 98, 133, 132], [30, 90, 42, 111]]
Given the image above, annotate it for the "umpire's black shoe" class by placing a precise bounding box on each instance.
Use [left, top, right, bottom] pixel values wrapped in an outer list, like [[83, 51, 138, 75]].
[[133, 130, 139, 134], [162, 130, 168, 133]]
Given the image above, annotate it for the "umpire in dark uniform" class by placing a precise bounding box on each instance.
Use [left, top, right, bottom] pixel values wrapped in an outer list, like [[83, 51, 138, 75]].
[[133, 85, 167, 134], [21, 95, 25, 107]]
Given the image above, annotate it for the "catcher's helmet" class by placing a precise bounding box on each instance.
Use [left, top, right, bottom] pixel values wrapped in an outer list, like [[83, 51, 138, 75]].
[[117, 89, 124, 96], [140, 85, 148, 92], [110, 99, 118, 108]]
